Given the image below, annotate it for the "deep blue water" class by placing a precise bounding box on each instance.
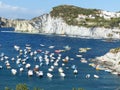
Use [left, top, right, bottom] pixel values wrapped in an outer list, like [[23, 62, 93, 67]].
[[0, 32, 120, 90], [0, 27, 14, 32]]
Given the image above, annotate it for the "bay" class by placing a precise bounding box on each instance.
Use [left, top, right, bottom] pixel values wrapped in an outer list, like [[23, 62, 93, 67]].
[[0, 32, 120, 90]]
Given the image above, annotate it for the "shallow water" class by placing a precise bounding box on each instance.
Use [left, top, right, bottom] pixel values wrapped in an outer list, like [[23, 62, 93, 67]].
[[0, 32, 120, 90]]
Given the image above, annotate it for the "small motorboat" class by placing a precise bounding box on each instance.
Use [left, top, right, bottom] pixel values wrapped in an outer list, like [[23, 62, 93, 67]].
[[11, 69, 17, 75], [80, 59, 88, 63], [48, 68, 53, 72], [47, 73, 53, 78], [34, 65, 39, 72], [49, 46, 55, 49], [63, 45, 71, 50], [28, 70, 33, 76], [25, 63, 31, 69], [14, 45, 20, 51], [94, 74, 99, 78], [20, 67, 24, 72], [58, 67, 64, 73], [0, 65, 3, 69], [73, 69, 78, 74], [36, 71, 44, 77], [60, 72, 66, 77], [86, 74, 90, 78]]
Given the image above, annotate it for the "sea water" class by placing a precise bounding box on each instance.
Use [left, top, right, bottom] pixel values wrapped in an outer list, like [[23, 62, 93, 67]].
[[0, 32, 120, 90]]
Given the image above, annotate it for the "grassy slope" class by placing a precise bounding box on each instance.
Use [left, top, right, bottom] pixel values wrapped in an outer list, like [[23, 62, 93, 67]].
[[50, 5, 120, 28]]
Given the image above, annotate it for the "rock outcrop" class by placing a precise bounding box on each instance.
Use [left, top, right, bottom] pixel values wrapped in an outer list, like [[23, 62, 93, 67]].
[[0, 17, 37, 33], [91, 48, 120, 75]]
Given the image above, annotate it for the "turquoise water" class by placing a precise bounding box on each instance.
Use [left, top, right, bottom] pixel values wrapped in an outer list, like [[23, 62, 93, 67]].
[[0, 32, 120, 90]]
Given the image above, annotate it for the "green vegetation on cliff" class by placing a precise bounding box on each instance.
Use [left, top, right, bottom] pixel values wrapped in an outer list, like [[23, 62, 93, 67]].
[[110, 47, 120, 53], [50, 5, 120, 28]]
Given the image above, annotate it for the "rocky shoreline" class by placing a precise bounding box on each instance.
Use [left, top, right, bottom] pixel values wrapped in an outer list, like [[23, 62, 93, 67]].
[[90, 48, 120, 75]]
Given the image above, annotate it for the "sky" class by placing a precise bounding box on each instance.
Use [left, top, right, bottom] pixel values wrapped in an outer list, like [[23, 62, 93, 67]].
[[0, 0, 120, 19]]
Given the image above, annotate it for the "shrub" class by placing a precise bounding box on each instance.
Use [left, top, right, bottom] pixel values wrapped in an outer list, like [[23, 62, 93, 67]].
[[16, 83, 29, 90]]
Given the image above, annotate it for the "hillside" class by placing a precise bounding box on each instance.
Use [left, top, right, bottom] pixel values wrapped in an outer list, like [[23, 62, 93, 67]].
[[50, 5, 120, 28]]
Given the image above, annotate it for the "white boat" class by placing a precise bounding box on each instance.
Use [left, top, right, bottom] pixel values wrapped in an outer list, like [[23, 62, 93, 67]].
[[111, 71, 118, 75], [28, 70, 33, 76], [36, 71, 43, 77], [48, 68, 53, 72], [11, 69, 17, 75], [0, 53, 4, 57], [34, 51, 37, 55], [79, 48, 91, 53], [105, 69, 112, 73], [30, 52, 33, 56], [0, 65, 3, 69], [60, 72, 66, 77], [25, 63, 31, 69], [71, 65, 76, 70], [16, 60, 20, 64], [94, 74, 99, 78], [40, 44, 45, 47], [47, 73, 53, 78], [73, 69, 78, 74], [4, 56, 9, 60], [26, 46, 31, 50], [14, 45, 20, 51], [34, 65, 39, 72], [6, 62, 11, 69], [50, 66, 54, 69], [20, 67, 24, 72], [76, 54, 82, 58], [58, 67, 64, 73], [63, 45, 71, 50], [22, 61, 26, 65], [11, 57, 15, 61], [0, 57, 4, 61], [49, 46, 55, 49], [62, 63, 65, 66], [54, 62, 58, 66], [86, 74, 90, 78], [80, 59, 88, 63]]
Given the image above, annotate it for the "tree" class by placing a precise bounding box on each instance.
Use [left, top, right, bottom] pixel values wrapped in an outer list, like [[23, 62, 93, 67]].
[[5, 87, 12, 90], [16, 83, 29, 90]]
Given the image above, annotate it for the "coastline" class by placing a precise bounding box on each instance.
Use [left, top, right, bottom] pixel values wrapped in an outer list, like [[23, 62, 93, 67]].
[[2, 30, 120, 41], [90, 48, 120, 76]]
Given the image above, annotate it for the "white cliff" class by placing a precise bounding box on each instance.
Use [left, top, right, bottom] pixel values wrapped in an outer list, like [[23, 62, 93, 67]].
[[30, 14, 120, 39], [1, 14, 120, 39], [0, 17, 38, 33]]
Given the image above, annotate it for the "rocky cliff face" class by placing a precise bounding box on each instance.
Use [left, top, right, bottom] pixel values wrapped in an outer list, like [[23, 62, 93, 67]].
[[0, 17, 37, 33], [91, 48, 120, 75], [0, 12, 120, 39], [30, 14, 120, 39]]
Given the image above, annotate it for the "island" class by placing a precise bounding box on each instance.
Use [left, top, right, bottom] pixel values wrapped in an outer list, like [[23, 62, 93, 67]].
[[0, 5, 120, 39]]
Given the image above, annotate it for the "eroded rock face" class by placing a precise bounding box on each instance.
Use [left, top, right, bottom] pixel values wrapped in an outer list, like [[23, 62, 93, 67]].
[[92, 48, 120, 74], [0, 14, 120, 39], [0, 18, 38, 33], [29, 14, 120, 39]]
